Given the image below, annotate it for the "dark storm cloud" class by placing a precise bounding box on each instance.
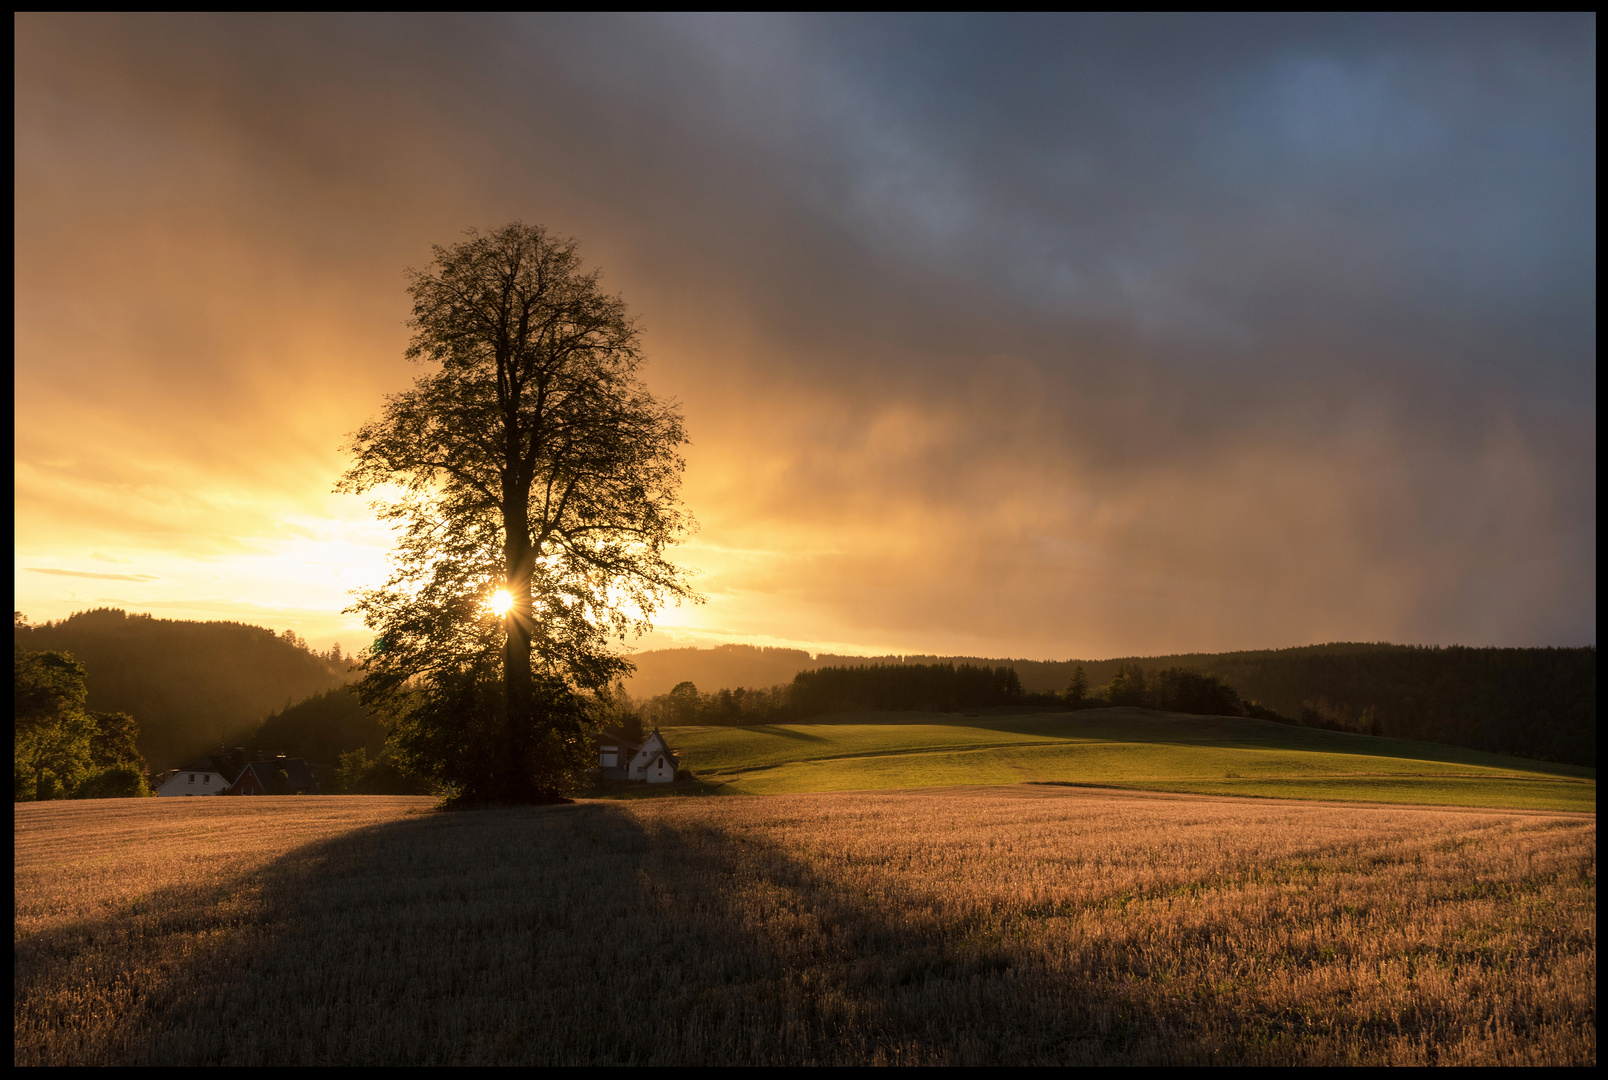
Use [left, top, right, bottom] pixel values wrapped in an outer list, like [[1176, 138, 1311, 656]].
[[14, 13, 1594, 654]]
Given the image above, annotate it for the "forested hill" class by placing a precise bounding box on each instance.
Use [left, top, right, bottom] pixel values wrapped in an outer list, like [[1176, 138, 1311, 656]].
[[624, 642, 1442, 697], [13, 609, 350, 771], [624, 642, 1596, 767], [623, 645, 818, 699]]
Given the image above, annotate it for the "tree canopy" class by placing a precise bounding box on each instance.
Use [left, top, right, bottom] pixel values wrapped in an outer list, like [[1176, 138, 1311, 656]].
[[14, 644, 150, 800], [340, 223, 698, 802]]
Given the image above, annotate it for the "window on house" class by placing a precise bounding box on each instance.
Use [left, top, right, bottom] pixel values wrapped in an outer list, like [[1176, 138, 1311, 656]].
[[188, 774, 195, 783]]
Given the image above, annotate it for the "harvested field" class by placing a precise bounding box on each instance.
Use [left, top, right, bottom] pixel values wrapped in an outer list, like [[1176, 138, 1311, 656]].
[[14, 789, 1596, 1065]]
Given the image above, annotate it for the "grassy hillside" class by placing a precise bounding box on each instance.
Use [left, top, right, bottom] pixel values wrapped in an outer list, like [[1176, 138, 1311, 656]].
[[622, 641, 1595, 767], [657, 708, 1594, 812]]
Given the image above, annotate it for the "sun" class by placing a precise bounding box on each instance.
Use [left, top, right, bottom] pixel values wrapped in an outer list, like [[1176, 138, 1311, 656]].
[[488, 588, 514, 616]]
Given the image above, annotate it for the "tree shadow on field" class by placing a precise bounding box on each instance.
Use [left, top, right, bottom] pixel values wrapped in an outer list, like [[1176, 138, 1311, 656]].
[[606, 812, 1205, 1064], [20, 800, 1280, 1065], [14, 805, 659, 1066]]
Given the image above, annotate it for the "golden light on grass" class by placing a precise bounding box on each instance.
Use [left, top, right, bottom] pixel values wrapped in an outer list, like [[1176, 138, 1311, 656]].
[[13, 789, 1595, 1065]]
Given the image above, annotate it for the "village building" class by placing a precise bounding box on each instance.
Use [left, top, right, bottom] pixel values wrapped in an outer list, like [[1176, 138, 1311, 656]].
[[596, 727, 681, 783], [154, 747, 321, 796], [154, 753, 237, 796], [228, 757, 321, 796], [597, 731, 637, 780]]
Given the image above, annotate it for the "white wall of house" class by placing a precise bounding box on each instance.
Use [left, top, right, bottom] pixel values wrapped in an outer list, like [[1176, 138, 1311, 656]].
[[628, 732, 673, 780], [156, 770, 229, 796], [645, 754, 676, 783]]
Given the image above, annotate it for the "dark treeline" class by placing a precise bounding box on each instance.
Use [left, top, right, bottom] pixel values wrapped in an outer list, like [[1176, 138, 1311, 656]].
[[13, 609, 350, 770], [629, 644, 1595, 768], [640, 681, 796, 728], [793, 663, 1025, 715], [623, 646, 1345, 701], [634, 662, 1237, 728], [636, 663, 1026, 727], [1099, 664, 1248, 718]]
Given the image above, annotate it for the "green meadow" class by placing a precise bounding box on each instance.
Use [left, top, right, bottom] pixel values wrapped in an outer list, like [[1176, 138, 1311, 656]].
[[654, 707, 1595, 812]]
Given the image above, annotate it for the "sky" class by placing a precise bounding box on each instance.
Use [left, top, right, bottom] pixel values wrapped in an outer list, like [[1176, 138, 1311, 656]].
[[14, 13, 1596, 660]]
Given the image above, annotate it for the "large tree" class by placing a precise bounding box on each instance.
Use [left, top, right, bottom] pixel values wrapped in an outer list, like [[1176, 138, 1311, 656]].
[[340, 223, 698, 802], [14, 646, 95, 800]]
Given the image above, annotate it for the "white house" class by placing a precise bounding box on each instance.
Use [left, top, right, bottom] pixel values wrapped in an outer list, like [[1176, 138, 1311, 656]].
[[597, 728, 682, 783], [627, 729, 681, 784], [156, 754, 237, 796]]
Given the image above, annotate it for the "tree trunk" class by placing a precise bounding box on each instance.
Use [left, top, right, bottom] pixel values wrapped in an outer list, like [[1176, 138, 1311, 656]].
[[502, 500, 536, 800]]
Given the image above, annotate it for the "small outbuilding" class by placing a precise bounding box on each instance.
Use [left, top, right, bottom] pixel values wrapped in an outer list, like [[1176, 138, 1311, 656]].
[[597, 731, 639, 781]]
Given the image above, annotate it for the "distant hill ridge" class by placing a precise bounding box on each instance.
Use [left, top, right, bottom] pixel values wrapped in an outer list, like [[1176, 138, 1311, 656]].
[[625, 641, 1595, 767], [623, 641, 1426, 697], [14, 608, 350, 771], [13, 611, 1593, 773]]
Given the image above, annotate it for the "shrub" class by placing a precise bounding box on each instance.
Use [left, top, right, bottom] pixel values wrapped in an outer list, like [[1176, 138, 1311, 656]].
[[334, 746, 435, 796], [73, 764, 152, 799]]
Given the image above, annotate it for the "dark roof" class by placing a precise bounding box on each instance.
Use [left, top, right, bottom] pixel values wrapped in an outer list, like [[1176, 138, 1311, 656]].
[[176, 756, 241, 783], [234, 758, 321, 794], [280, 758, 318, 791], [596, 729, 642, 752]]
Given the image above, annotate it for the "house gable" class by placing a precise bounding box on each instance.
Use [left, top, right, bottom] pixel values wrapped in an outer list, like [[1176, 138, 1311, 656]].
[[227, 758, 320, 795], [606, 728, 682, 783], [629, 730, 680, 782], [229, 763, 269, 796], [643, 751, 678, 784]]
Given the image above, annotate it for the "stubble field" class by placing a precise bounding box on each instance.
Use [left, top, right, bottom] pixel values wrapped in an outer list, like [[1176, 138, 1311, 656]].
[[14, 789, 1596, 1065]]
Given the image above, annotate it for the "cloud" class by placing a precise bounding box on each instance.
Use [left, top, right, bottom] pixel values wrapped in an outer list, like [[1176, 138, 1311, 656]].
[[26, 568, 162, 582], [13, 14, 1595, 654], [93, 597, 338, 616]]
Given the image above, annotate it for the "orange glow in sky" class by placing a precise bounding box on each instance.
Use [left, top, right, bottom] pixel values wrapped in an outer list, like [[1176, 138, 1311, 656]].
[[13, 14, 1595, 658]]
